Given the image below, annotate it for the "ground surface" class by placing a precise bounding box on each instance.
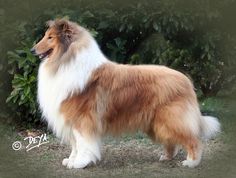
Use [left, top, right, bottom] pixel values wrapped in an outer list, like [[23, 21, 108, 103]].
[[1, 96, 236, 178]]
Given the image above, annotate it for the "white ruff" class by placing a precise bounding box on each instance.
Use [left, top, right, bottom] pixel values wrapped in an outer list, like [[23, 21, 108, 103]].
[[37, 38, 107, 143]]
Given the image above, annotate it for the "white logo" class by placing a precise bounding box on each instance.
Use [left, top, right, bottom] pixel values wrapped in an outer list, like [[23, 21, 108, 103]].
[[12, 141, 22, 150], [12, 133, 49, 152]]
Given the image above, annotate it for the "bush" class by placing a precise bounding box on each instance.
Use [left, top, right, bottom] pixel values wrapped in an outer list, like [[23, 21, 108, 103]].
[[4, 0, 236, 124], [6, 41, 40, 124]]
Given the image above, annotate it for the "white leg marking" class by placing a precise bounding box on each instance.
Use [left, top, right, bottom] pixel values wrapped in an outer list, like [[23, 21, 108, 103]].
[[159, 145, 180, 161], [62, 137, 77, 168], [68, 129, 101, 169], [66, 143, 77, 169], [182, 144, 203, 168], [159, 154, 170, 161], [62, 158, 69, 166]]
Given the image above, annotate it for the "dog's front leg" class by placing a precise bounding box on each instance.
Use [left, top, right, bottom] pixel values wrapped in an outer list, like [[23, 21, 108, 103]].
[[62, 137, 77, 168], [71, 129, 101, 169]]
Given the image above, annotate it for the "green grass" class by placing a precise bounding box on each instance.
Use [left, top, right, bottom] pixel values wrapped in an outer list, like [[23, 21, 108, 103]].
[[200, 97, 226, 114]]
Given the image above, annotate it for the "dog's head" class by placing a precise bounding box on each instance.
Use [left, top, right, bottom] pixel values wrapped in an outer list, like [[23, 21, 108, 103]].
[[31, 19, 79, 61]]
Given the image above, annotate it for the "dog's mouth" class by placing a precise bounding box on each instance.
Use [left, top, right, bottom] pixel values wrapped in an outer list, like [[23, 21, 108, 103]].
[[37, 48, 53, 60]]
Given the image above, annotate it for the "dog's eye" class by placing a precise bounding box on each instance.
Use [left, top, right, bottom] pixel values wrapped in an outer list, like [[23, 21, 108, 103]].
[[48, 36, 53, 40]]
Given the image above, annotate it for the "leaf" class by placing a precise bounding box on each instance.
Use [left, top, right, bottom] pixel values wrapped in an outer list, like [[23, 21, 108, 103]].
[[24, 86, 30, 96], [7, 51, 19, 60], [98, 21, 109, 29], [6, 95, 14, 103], [153, 22, 159, 31], [15, 49, 26, 54], [119, 24, 125, 32], [114, 38, 122, 47], [82, 11, 94, 18], [29, 76, 36, 83]]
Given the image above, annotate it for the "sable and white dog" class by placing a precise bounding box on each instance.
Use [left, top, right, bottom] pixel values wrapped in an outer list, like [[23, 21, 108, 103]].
[[31, 19, 220, 169]]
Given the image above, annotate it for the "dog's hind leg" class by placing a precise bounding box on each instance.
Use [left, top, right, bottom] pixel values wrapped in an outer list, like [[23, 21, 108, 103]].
[[159, 144, 180, 161], [181, 137, 203, 168], [151, 98, 203, 167]]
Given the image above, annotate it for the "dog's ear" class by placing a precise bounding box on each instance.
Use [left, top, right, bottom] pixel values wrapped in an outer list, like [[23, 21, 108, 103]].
[[55, 19, 74, 50], [46, 20, 55, 28], [56, 20, 72, 35]]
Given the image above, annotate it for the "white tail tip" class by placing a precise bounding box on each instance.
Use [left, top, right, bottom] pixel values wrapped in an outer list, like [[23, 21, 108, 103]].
[[202, 116, 221, 140]]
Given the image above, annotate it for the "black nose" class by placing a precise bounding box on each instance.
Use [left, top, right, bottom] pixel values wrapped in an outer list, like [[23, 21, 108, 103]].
[[30, 48, 36, 55]]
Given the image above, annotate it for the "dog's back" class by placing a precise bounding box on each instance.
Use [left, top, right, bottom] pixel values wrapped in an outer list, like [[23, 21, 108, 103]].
[[34, 19, 220, 169]]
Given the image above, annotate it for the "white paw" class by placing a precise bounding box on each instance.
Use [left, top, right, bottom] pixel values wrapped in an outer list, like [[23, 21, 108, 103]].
[[72, 154, 94, 169], [62, 158, 69, 166], [67, 160, 75, 169], [73, 162, 87, 169], [182, 160, 199, 168], [159, 154, 171, 161]]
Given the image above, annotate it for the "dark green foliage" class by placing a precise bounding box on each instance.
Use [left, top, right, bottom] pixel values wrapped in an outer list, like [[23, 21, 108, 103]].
[[2, 0, 236, 124], [6, 41, 40, 123]]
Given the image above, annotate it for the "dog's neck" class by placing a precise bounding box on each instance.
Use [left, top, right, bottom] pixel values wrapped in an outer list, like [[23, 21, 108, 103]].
[[41, 35, 108, 93]]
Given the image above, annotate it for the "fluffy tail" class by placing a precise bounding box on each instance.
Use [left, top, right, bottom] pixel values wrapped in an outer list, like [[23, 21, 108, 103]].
[[201, 116, 221, 140]]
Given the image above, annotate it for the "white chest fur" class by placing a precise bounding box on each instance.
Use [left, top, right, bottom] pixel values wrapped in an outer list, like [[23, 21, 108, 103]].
[[37, 40, 107, 143], [38, 61, 74, 142]]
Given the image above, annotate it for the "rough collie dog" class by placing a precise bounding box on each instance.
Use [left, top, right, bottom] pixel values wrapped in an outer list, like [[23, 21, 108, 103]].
[[31, 19, 220, 169]]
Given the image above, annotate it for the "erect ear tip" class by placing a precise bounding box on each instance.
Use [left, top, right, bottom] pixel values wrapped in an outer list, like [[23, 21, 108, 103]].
[[46, 20, 55, 27], [56, 19, 70, 31]]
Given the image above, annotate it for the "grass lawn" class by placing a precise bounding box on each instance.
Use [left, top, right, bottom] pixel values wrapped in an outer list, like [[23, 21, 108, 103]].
[[0, 95, 236, 178]]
